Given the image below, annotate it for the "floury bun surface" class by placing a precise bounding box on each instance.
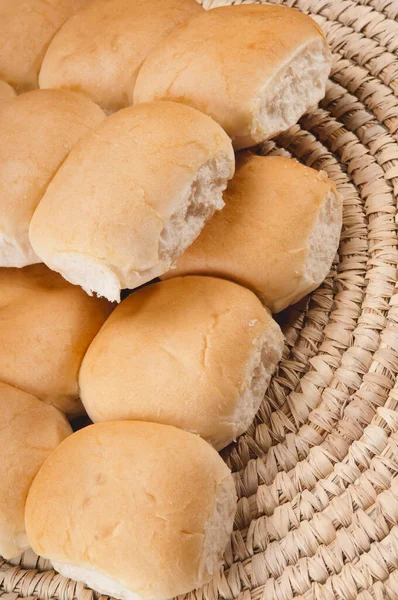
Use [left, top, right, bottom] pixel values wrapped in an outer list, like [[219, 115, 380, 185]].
[[134, 4, 332, 149], [25, 421, 237, 600], [0, 382, 72, 560], [0, 264, 113, 416], [0, 0, 87, 92], [0, 89, 105, 268], [79, 276, 284, 450], [29, 102, 235, 302], [39, 0, 202, 113], [165, 154, 343, 313]]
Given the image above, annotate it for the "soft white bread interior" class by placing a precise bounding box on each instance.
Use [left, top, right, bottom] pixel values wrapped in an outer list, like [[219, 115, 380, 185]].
[[79, 276, 284, 450], [165, 154, 343, 313], [0, 264, 113, 415], [0, 80, 16, 103], [29, 102, 235, 302], [0, 89, 105, 268], [134, 4, 331, 149], [25, 421, 237, 600], [0, 0, 87, 92], [39, 0, 202, 113], [0, 382, 72, 559]]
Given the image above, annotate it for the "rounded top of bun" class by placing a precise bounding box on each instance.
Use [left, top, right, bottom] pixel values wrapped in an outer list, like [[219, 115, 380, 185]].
[[29, 101, 234, 301], [0, 264, 113, 415], [0, 89, 105, 268], [166, 154, 342, 313], [39, 0, 202, 113], [0, 381, 72, 559], [134, 4, 330, 146], [0, 0, 87, 91], [26, 421, 237, 600], [79, 276, 282, 449], [0, 80, 16, 103]]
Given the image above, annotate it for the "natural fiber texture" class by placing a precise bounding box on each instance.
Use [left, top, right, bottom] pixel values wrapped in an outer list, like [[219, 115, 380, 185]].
[[1, 0, 398, 598]]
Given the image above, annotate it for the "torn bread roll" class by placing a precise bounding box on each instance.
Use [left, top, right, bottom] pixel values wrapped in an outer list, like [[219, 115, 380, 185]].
[[26, 421, 237, 600], [29, 101, 235, 302], [134, 4, 331, 149], [164, 154, 342, 313], [39, 0, 202, 113], [0, 80, 16, 103], [79, 276, 284, 450], [0, 265, 113, 416], [0, 0, 87, 92], [0, 89, 105, 268], [0, 382, 72, 559]]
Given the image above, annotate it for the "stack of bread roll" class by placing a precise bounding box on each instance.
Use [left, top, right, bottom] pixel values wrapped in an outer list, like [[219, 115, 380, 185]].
[[0, 1, 343, 600]]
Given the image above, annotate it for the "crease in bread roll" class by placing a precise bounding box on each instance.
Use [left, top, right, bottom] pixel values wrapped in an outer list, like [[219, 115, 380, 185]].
[[25, 421, 237, 600], [29, 101, 235, 302], [0, 264, 113, 416], [133, 4, 332, 149], [0, 89, 105, 268], [0, 0, 88, 92], [39, 0, 202, 113], [164, 154, 343, 314], [79, 276, 284, 450], [0, 80, 16, 103], [0, 381, 72, 559]]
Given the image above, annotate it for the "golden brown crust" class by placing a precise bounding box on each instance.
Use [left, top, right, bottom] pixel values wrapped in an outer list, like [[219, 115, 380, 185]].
[[0, 382, 72, 559], [0, 0, 87, 91], [0, 265, 113, 415], [26, 421, 235, 599], [0, 89, 105, 267], [79, 276, 280, 449], [165, 154, 341, 313], [134, 5, 329, 142], [39, 0, 202, 112], [29, 101, 234, 296]]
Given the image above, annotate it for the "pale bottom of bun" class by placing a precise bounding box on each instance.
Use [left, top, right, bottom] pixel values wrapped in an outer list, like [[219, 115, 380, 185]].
[[42, 156, 231, 302], [233, 319, 284, 443], [47, 253, 123, 303], [51, 477, 236, 600], [0, 231, 41, 267], [0, 529, 29, 560], [234, 39, 331, 150], [52, 562, 145, 600], [270, 189, 342, 313]]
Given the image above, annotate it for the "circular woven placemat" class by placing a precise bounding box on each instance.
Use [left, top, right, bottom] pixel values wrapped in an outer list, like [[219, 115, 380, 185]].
[[2, 0, 398, 599]]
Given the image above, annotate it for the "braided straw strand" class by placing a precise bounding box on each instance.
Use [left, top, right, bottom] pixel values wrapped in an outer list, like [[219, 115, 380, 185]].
[[2, 1, 398, 599]]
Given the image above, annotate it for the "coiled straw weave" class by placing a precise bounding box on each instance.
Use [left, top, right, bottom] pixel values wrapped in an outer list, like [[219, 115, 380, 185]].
[[2, 0, 398, 599]]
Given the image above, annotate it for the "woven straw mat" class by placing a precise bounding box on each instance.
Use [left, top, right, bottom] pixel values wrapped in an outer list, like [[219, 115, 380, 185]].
[[2, 0, 398, 599]]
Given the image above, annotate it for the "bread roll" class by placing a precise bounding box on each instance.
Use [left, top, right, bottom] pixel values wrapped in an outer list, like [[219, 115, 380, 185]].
[[0, 89, 105, 268], [79, 276, 284, 450], [29, 102, 235, 302], [39, 0, 202, 113], [0, 264, 113, 415], [164, 154, 342, 313], [134, 5, 331, 149], [26, 421, 237, 600], [0, 80, 16, 103], [0, 382, 72, 559], [0, 0, 87, 92]]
